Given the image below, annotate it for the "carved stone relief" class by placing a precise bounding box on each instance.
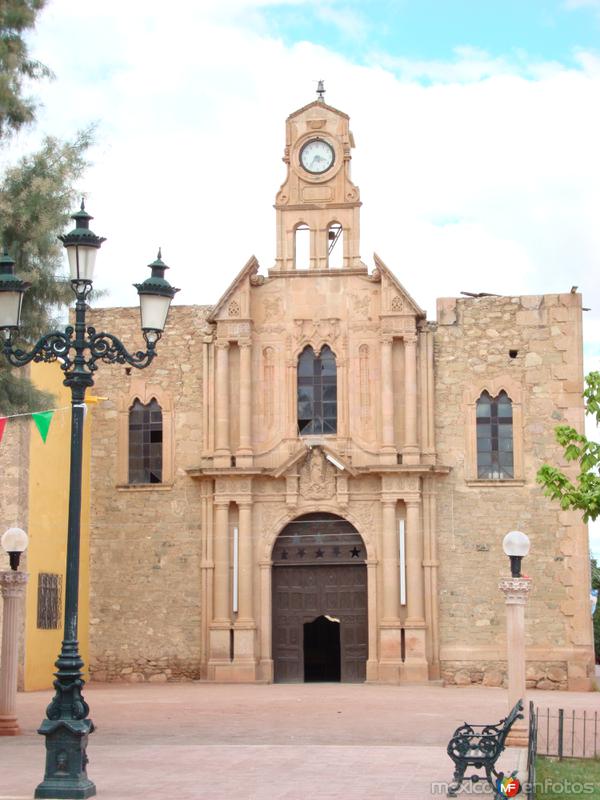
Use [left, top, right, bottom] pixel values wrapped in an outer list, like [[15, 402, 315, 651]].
[[264, 296, 283, 321], [350, 293, 370, 319], [228, 299, 241, 317], [293, 318, 341, 347], [299, 448, 335, 499]]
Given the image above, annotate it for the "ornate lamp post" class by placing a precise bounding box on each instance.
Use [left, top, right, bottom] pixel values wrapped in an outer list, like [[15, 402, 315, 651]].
[[499, 530, 531, 747], [0, 203, 179, 799], [0, 527, 29, 736]]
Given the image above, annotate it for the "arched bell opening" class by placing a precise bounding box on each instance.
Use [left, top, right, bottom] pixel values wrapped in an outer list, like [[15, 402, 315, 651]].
[[271, 512, 367, 684]]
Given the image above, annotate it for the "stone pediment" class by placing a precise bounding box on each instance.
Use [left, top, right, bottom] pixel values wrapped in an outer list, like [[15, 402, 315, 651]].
[[374, 253, 425, 319], [271, 444, 356, 479], [208, 255, 260, 323], [287, 99, 350, 122]]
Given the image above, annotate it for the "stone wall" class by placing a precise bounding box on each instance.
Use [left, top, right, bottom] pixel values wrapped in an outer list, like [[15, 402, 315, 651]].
[[434, 292, 595, 689], [86, 305, 210, 682]]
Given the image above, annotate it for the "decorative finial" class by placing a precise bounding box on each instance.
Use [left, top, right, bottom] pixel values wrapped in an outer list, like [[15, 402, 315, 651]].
[[157, 247, 162, 260], [317, 80, 325, 102], [80, 198, 85, 211]]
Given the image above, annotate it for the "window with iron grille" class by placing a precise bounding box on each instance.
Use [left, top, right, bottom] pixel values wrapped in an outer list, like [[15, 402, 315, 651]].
[[37, 573, 62, 629], [128, 398, 163, 484], [297, 345, 337, 435], [476, 390, 514, 479]]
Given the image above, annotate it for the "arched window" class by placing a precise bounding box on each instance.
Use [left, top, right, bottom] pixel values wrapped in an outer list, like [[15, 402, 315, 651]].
[[327, 223, 343, 269], [129, 398, 163, 484], [476, 390, 513, 479], [297, 345, 337, 434], [294, 224, 310, 269]]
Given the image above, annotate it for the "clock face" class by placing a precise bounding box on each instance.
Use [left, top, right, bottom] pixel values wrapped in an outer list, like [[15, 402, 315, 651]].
[[300, 139, 335, 174]]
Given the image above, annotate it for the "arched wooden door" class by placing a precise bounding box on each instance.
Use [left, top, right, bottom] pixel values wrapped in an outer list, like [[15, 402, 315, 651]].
[[272, 513, 368, 683]]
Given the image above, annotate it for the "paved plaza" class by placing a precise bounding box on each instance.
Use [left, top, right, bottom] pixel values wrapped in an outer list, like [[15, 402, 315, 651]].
[[0, 682, 598, 799]]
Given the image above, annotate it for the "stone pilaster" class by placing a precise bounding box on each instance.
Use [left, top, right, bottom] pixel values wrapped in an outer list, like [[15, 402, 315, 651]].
[[403, 499, 428, 681], [379, 499, 401, 681], [0, 571, 28, 736], [214, 340, 231, 467], [499, 576, 532, 747], [403, 333, 419, 464], [380, 336, 396, 464], [237, 339, 253, 467], [233, 501, 257, 680]]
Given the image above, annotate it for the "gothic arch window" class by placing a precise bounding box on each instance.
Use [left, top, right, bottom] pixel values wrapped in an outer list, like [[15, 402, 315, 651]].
[[476, 390, 514, 479], [129, 398, 163, 484], [297, 345, 337, 435], [294, 223, 310, 269], [117, 383, 174, 488]]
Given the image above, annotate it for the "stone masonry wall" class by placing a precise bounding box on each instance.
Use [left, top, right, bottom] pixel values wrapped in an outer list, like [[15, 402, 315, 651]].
[[86, 305, 210, 682], [433, 292, 594, 689]]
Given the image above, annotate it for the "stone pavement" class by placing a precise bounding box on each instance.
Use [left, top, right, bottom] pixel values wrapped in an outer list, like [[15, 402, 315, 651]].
[[0, 682, 598, 799]]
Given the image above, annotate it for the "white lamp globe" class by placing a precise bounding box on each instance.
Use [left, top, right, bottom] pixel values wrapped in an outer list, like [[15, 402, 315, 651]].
[[1, 527, 28, 553], [502, 531, 530, 557]]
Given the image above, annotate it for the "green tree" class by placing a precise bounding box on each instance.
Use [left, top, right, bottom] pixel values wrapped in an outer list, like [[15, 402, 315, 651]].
[[0, 128, 95, 414], [0, 0, 51, 140], [537, 371, 600, 522], [537, 372, 600, 662], [592, 559, 600, 663]]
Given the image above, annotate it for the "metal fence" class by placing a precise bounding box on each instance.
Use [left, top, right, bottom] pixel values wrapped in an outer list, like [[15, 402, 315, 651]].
[[527, 701, 538, 800], [534, 705, 599, 759]]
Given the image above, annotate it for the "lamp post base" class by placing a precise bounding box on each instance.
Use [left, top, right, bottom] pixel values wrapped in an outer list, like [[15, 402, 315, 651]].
[[34, 718, 96, 799]]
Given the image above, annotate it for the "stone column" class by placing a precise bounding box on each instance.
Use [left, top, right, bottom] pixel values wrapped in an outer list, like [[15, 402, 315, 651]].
[[403, 333, 419, 464], [381, 500, 399, 622], [380, 336, 396, 463], [212, 500, 230, 623], [366, 559, 379, 682], [404, 498, 428, 680], [258, 560, 273, 682], [214, 340, 230, 467], [0, 571, 28, 736], [499, 576, 532, 746], [405, 499, 425, 625], [237, 502, 254, 623], [379, 499, 401, 681], [237, 340, 253, 466], [233, 501, 257, 679]]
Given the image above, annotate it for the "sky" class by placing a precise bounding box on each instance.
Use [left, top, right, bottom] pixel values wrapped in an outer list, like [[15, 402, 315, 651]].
[[8, 0, 600, 556]]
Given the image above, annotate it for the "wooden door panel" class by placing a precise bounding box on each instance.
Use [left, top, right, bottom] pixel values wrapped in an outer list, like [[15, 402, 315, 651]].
[[273, 564, 368, 683]]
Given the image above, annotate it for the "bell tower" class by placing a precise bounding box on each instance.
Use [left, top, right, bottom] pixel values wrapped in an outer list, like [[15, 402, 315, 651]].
[[273, 85, 363, 272]]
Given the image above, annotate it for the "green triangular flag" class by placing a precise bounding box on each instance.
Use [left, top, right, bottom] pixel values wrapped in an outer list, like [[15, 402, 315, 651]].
[[32, 411, 54, 443]]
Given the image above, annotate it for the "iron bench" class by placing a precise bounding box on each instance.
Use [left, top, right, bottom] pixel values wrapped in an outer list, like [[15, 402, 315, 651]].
[[446, 699, 524, 797]]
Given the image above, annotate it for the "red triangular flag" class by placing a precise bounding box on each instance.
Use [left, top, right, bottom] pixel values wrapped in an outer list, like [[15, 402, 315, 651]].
[[0, 417, 6, 445]]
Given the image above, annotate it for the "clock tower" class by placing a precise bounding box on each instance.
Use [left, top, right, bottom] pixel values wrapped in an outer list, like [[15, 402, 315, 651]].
[[273, 88, 364, 272]]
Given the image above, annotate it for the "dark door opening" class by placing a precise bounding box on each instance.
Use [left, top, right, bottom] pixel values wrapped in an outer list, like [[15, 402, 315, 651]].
[[303, 615, 341, 682]]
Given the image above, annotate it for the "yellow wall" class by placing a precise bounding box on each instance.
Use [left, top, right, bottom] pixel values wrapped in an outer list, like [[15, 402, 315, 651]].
[[24, 361, 91, 690]]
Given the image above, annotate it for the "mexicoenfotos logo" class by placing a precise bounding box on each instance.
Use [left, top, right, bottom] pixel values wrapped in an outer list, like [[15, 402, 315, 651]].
[[496, 776, 521, 797]]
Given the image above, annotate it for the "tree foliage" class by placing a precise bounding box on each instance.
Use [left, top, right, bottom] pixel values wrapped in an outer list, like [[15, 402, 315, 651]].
[[0, 0, 51, 140], [537, 372, 600, 522], [0, 128, 95, 414], [591, 558, 600, 663]]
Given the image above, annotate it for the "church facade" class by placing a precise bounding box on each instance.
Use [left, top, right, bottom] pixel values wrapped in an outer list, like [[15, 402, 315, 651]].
[[84, 97, 594, 689]]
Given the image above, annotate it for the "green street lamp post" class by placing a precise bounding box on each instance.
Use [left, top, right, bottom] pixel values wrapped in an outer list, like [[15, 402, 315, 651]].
[[0, 203, 179, 799]]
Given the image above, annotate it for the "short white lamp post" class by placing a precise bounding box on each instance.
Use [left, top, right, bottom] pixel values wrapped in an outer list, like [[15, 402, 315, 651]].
[[499, 530, 531, 747], [0, 527, 29, 736]]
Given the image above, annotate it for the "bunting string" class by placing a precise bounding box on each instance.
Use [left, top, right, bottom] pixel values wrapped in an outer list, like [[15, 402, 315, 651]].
[[0, 405, 70, 446]]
